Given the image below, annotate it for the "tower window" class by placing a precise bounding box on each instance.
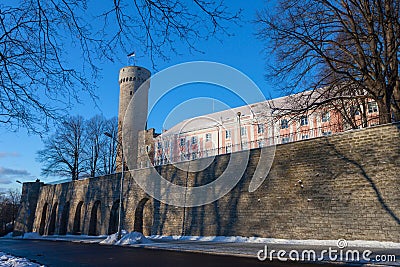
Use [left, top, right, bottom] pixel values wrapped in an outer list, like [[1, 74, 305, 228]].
[[129, 77, 133, 81], [130, 91, 133, 95]]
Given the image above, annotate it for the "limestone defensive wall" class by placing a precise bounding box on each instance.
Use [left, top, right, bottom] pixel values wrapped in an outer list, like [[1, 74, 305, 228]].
[[14, 123, 400, 242]]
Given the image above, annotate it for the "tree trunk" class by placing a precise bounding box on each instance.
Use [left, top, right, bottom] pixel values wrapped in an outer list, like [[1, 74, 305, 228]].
[[392, 89, 400, 122], [377, 98, 392, 124]]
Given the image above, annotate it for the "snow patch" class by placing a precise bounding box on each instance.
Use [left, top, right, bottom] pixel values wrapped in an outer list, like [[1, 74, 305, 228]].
[[0, 252, 45, 267], [148, 235, 400, 249], [100, 230, 128, 245], [116, 231, 153, 245], [1, 233, 13, 239], [101, 231, 153, 246], [20, 233, 43, 239]]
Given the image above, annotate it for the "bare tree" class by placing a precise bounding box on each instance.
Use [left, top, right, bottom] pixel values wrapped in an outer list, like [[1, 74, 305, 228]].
[[37, 115, 118, 180], [37, 115, 87, 180], [85, 115, 106, 177], [84, 115, 118, 177], [257, 0, 400, 124], [102, 117, 118, 175], [0, 1, 240, 132], [0, 189, 21, 236]]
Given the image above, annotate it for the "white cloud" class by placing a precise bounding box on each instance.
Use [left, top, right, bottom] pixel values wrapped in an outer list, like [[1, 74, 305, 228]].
[[0, 167, 30, 181], [0, 178, 12, 185], [0, 152, 20, 158]]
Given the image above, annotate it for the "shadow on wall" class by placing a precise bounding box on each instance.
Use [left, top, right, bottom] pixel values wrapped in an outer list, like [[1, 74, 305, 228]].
[[72, 201, 84, 235], [88, 200, 101, 236], [59, 201, 70, 235], [325, 137, 400, 225], [38, 203, 48, 235], [108, 200, 121, 235], [285, 123, 400, 235], [133, 198, 149, 234]]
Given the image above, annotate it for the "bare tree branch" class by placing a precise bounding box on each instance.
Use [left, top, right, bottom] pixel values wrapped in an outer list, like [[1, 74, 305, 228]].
[[257, 0, 400, 124], [1, 1, 240, 132]]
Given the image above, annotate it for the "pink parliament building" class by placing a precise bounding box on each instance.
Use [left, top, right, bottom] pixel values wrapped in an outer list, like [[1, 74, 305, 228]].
[[142, 93, 380, 168]]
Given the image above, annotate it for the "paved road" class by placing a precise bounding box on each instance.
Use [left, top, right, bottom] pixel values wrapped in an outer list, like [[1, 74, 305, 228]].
[[0, 239, 345, 267]]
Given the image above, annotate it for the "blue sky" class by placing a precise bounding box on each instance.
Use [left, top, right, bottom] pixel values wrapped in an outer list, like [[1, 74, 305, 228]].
[[0, 2, 279, 191]]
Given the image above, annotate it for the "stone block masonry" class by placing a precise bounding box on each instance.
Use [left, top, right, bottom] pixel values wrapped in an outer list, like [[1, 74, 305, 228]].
[[15, 123, 400, 242]]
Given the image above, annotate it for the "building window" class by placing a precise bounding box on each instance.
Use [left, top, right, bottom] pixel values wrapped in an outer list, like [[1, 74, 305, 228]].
[[157, 142, 162, 149], [368, 102, 378, 113], [281, 119, 289, 129], [282, 136, 290, 144], [257, 124, 264, 134], [225, 130, 231, 139], [258, 141, 264, 148], [226, 145, 232, 153], [205, 133, 212, 142], [191, 152, 197, 160], [302, 135, 309, 140], [242, 141, 248, 150], [240, 126, 247, 136], [191, 136, 197, 144], [300, 116, 308, 126], [180, 138, 185, 146], [323, 131, 332, 136], [164, 140, 169, 147], [322, 111, 330, 122], [350, 106, 361, 116]]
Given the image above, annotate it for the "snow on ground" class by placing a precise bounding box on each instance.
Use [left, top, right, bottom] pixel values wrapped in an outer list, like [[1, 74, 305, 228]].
[[100, 231, 153, 245], [0, 252, 45, 267], [3, 232, 400, 249], [2, 232, 399, 265], [6, 233, 106, 243], [1, 233, 13, 239], [116, 232, 153, 245], [147, 235, 400, 249], [100, 230, 128, 245]]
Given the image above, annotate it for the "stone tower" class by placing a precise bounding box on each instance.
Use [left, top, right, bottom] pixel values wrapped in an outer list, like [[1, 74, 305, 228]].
[[117, 66, 151, 171]]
